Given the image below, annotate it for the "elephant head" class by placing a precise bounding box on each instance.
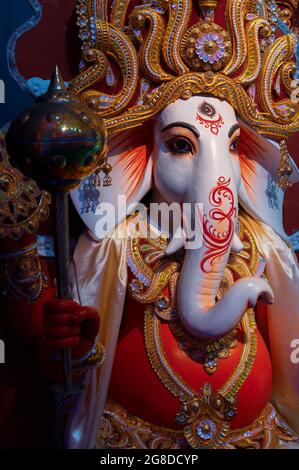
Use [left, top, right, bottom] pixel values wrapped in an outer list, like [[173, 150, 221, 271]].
[[71, 94, 299, 340]]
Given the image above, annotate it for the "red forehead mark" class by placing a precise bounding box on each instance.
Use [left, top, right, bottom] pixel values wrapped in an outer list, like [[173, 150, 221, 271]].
[[196, 114, 224, 136]]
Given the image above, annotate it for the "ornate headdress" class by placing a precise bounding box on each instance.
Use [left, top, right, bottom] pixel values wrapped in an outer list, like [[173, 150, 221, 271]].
[[70, 0, 299, 140]]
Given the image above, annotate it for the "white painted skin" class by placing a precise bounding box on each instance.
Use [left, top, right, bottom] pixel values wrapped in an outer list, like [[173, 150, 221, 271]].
[[153, 96, 274, 340]]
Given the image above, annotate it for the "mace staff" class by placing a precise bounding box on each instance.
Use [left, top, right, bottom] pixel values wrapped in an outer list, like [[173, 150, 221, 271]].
[[5, 65, 108, 444], [54, 191, 72, 391]]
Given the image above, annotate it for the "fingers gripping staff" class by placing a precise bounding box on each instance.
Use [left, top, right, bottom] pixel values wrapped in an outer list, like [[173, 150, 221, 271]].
[[43, 300, 100, 353]]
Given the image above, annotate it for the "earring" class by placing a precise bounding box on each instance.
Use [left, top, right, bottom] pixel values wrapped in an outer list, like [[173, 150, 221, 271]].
[[94, 169, 101, 188], [93, 159, 112, 188], [278, 140, 293, 190], [101, 159, 112, 187]]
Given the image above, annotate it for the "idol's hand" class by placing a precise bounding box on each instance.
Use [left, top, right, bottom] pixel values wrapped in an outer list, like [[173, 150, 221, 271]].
[[43, 299, 100, 359]]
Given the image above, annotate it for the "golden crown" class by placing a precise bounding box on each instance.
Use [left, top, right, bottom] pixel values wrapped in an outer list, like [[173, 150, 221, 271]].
[[69, 0, 299, 140]]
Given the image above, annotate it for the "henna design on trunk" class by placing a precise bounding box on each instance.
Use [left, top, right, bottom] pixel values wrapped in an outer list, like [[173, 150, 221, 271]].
[[200, 177, 236, 273]]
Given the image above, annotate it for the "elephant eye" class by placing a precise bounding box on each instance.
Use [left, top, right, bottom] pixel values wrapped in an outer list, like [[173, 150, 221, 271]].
[[230, 136, 239, 152], [167, 138, 193, 155]]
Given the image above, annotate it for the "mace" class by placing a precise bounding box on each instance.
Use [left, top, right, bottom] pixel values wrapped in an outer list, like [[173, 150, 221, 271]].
[[5, 66, 107, 447]]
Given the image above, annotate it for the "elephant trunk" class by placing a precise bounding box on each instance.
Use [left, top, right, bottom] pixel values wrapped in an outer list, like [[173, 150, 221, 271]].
[[173, 169, 274, 340]]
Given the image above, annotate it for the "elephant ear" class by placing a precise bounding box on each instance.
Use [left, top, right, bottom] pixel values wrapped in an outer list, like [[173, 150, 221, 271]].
[[71, 122, 153, 239], [237, 119, 299, 241]]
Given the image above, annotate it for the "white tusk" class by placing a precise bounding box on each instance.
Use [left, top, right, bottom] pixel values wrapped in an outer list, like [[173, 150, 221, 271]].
[[231, 233, 243, 253]]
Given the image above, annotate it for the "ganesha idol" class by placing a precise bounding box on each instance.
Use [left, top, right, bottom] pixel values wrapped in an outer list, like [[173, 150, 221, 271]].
[[1, 0, 299, 450]]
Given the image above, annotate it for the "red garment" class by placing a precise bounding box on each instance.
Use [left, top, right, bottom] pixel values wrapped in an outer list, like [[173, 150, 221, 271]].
[[109, 272, 272, 432]]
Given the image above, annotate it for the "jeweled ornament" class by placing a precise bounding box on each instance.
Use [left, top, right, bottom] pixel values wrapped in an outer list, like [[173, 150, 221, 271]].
[[181, 22, 232, 71], [183, 383, 237, 448], [196, 418, 217, 440], [0, 145, 50, 240], [5, 66, 107, 191]]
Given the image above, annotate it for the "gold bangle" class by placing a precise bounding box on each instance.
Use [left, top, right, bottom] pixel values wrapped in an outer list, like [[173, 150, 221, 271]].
[[73, 341, 105, 371]]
